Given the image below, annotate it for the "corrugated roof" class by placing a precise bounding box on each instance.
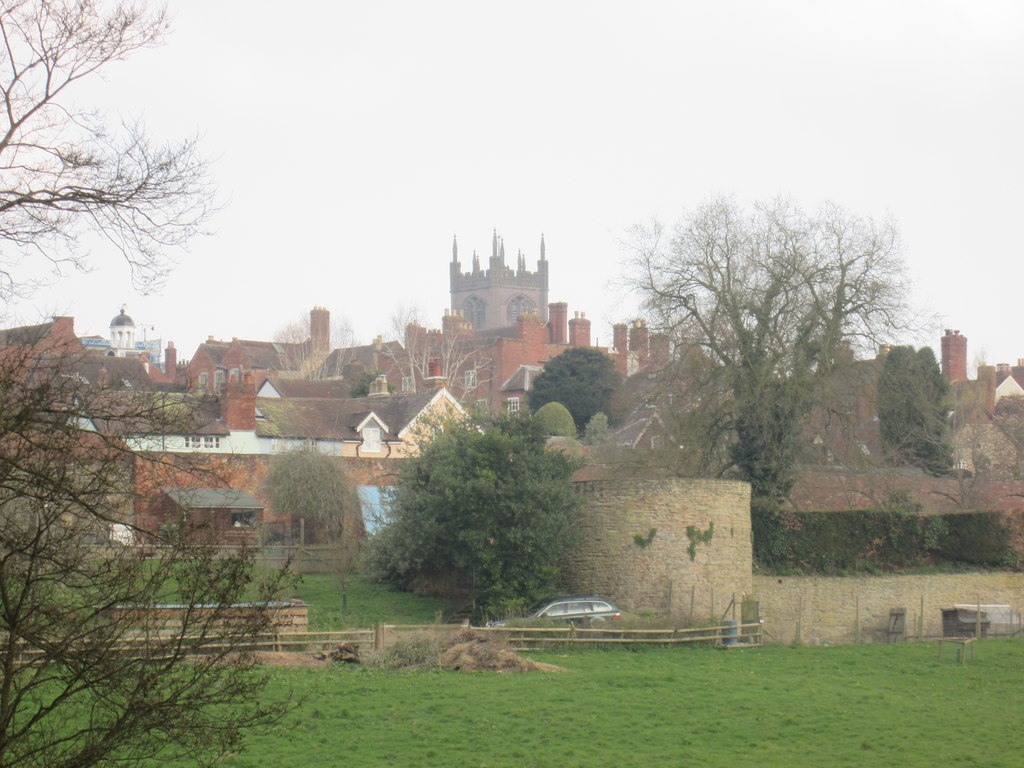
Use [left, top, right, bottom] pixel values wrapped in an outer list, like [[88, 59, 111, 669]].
[[163, 488, 263, 509]]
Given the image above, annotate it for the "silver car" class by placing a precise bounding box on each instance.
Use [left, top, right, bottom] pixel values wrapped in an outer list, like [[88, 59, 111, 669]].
[[488, 595, 622, 627]]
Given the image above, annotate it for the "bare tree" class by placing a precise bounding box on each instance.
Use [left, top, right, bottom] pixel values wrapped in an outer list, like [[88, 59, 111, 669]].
[[385, 304, 492, 402], [273, 309, 357, 379], [0, 0, 214, 301], [629, 197, 909, 502], [0, 337, 290, 768]]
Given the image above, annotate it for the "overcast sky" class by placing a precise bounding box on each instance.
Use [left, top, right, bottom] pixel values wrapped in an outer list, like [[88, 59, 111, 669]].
[[8, 0, 1024, 370]]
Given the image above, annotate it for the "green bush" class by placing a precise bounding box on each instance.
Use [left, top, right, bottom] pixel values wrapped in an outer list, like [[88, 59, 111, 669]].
[[755, 507, 1013, 574], [532, 402, 577, 438]]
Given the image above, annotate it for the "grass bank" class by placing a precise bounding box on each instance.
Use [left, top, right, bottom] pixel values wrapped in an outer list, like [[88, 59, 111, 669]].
[[285, 573, 445, 630], [218, 639, 1024, 767]]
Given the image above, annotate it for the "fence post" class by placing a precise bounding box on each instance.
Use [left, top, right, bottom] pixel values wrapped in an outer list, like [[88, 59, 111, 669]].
[[855, 594, 861, 645], [918, 594, 924, 642], [374, 622, 384, 651], [976, 595, 981, 640], [295, 518, 305, 574], [795, 592, 803, 645]]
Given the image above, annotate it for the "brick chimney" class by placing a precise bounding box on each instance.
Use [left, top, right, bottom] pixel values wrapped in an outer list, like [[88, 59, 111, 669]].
[[568, 312, 591, 347], [548, 302, 568, 344], [425, 358, 447, 389], [940, 329, 967, 383], [629, 319, 649, 370], [220, 372, 256, 430], [649, 333, 670, 370], [164, 341, 177, 374], [977, 365, 996, 414], [612, 323, 628, 375], [310, 306, 330, 355]]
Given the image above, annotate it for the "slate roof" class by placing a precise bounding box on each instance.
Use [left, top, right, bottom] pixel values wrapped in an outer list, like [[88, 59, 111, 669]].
[[500, 364, 544, 392], [260, 377, 353, 399], [88, 392, 227, 436], [232, 339, 305, 371], [319, 341, 404, 378], [0, 321, 56, 346], [162, 488, 263, 510], [255, 390, 440, 441], [193, 340, 230, 366]]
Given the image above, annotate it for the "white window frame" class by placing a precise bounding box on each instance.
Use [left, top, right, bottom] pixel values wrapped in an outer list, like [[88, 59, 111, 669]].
[[506, 397, 520, 413], [203, 436, 221, 449], [464, 369, 477, 389], [402, 376, 413, 393], [362, 426, 381, 453]]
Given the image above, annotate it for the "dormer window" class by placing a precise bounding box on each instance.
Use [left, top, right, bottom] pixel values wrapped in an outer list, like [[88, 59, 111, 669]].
[[362, 426, 381, 453]]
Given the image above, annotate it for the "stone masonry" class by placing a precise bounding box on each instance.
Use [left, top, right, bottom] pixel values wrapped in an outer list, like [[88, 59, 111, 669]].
[[755, 572, 1024, 645], [565, 478, 752, 618]]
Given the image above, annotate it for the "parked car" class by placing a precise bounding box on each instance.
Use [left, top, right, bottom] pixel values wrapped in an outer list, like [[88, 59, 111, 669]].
[[487, 595, 622, 627]]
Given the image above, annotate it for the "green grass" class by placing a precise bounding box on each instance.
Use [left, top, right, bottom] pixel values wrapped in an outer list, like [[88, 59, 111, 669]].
[[284, 573, 446, 630], [214, 639, 1024, 767]]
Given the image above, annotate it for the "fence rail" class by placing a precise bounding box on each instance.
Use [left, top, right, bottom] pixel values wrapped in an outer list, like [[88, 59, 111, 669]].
[[475, 621, 763, 650]]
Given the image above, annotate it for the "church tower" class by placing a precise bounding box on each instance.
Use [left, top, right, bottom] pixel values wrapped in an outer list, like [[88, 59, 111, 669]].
[[449, 230, 549, 330]]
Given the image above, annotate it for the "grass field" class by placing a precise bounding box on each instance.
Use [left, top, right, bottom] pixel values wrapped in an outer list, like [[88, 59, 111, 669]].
[[285, 573, 446, 630], [214, 639, 1024, 768]]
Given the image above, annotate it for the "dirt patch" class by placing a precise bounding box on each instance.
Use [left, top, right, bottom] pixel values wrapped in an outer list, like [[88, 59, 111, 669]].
[[437, 630, 566, 673]]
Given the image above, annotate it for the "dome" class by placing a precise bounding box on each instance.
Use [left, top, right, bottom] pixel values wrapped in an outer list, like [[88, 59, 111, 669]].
[[110, 308, 135, 328]]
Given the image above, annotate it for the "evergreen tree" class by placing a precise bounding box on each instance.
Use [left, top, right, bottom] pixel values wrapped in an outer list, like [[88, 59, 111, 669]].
[[529, 348, 622, 431], [367, 416, 582, 620], [877, 346, 952, 475]]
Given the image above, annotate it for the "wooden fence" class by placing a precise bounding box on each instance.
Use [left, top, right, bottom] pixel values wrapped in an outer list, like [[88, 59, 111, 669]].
[[476, 621, 763, 650]]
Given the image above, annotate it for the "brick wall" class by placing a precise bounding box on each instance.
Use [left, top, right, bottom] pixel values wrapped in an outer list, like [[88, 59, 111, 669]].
[[564, 478, 752, 617], [753, 572, 1024, 645]]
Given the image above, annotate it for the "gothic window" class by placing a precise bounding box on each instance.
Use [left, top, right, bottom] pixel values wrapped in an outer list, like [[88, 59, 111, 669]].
[[507, 295, 536, 325], [462, 296, 486, 329]]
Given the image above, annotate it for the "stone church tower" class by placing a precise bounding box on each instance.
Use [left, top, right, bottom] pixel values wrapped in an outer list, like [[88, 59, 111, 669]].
[[449, 230, 549, 330]]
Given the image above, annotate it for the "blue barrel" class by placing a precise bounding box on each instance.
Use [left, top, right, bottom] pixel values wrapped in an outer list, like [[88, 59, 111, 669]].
[[723, 620, 739, 645]]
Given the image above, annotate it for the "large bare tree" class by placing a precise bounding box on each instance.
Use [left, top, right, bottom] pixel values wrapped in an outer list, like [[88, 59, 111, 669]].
[[0, 0, 213, 301], [630, 197, 909, 503]]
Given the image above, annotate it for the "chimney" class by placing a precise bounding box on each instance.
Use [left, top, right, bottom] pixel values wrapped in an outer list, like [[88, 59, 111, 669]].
[[568, 311, 591, 348], [548, 302, 568, 344], [649, 333, 670, 370], [978, 365, 997, 414], [98, 364, 108, 388], [442, 309, 463, 338], [612, 323, 628, 375], [220, 371, 256, 430], [164, 341, 177, 374], [940, 329, 968, 383], [373, 335, 383, 352], [138, 352, 149, 374], [515, 312, 546, 344], [368, 373, 390, 397], [425, 358, 447, 389], [629, 319, 649, 370], [310, 306, 330, 354]]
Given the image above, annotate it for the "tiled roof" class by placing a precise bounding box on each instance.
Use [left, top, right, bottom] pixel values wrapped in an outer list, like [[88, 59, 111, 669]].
[[256, 390, 439, 441], [261, 377, 353, 399], [0, 321, 56, 346], [193, 340, 230, 366]]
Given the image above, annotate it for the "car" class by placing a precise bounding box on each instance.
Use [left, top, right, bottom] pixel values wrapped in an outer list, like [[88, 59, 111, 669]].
[[487, 595, 622, 627]]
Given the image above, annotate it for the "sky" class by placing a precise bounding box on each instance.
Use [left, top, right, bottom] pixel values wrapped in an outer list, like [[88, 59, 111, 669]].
[[7, 0, 1024, 371]]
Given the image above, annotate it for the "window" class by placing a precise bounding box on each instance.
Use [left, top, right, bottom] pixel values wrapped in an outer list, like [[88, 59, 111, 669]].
[[362, 427, 381, 453], [198, 372, 208, 391], [464, 369, 477, 389], [230, 510, 256, 528], [463, 296, 486, 328], [214, 370, 225, 393], [185, 436, 220, 449], [506, 397, 520, 413], [507, 294, 536, 324], [401, 376, 413, 393], [229, 368, 240, 383]]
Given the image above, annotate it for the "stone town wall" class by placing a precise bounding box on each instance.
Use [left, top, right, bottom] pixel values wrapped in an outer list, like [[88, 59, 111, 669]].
[[564, 478, 752, 617], [753, 572, 1024, 645]]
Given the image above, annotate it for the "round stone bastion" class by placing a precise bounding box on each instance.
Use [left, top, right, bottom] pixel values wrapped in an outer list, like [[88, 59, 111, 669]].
[[562, 477, 752, 618]]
